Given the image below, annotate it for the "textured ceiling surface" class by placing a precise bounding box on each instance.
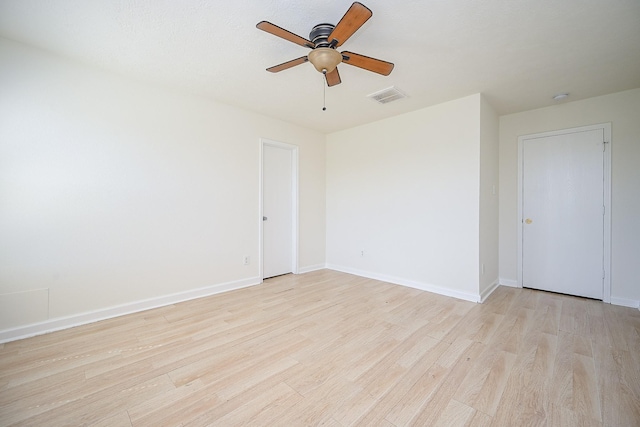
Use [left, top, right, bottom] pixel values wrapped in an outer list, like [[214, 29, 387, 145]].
[[1, 0, 639, 133]]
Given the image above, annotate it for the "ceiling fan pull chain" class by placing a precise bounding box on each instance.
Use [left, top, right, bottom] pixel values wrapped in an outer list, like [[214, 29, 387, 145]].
[[323, 71, 327, 111]]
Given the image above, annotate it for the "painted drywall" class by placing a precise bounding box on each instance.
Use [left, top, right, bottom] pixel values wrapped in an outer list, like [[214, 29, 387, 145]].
[[326, 94, 483, 300], [499, 88, 640, 306], [479, 97, 499, 297], [0, 38, 326, 333]]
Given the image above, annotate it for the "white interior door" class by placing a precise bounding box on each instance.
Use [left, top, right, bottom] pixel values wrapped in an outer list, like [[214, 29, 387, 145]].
[[262, 144, 293, 279], [521, 128, 605, 299]]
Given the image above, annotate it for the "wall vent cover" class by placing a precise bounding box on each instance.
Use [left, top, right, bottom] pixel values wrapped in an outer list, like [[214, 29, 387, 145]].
[[367, 86, 407, 104]]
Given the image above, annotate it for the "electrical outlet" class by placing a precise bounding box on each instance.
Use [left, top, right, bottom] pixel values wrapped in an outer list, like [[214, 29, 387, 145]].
[[361, 250, 364, 257], [243, 256, 250, 265]]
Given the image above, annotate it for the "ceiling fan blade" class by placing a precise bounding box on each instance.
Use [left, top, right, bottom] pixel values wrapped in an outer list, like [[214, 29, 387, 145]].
[[266, 56, 309, 73], [328, 2, 373, 47], [341, 51, 394, 76], [257, 21, 315, 49], [325, 68, 342, 87]]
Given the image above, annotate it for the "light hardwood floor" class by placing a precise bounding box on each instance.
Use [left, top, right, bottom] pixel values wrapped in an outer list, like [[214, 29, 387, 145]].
[[1, 270, 639, 426]]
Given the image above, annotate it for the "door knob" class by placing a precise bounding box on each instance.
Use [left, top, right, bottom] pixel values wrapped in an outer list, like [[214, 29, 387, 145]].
[[525, 218, 533, 224], [263, 216, 268, 221]]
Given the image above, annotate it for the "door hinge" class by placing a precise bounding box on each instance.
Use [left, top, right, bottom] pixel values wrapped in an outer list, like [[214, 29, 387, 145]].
[[603, 205, 606, 215], [603, 270, 606, 279]]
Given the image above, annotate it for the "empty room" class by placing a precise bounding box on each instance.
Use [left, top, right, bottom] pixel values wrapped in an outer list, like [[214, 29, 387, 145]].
[[1, 1, 639, 426]]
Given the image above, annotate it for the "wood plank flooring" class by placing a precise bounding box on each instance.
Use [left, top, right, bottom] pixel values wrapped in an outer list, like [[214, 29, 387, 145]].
[[1, 270, 639, 426]]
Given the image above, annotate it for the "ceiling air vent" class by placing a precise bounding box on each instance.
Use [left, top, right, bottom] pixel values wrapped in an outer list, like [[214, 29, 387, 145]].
[[367, 86, 407, 105]]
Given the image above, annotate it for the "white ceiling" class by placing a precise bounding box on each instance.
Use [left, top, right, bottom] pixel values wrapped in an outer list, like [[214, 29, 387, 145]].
[[1, 0, 639, 133]]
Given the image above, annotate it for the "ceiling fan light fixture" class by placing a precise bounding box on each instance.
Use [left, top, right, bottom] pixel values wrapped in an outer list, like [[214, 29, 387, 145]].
[[308, 48, 342, 74]]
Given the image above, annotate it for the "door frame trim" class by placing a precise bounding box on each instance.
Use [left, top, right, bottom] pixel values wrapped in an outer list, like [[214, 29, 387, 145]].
[[259, 138, 299, 280], [517, 123, 611, 302]]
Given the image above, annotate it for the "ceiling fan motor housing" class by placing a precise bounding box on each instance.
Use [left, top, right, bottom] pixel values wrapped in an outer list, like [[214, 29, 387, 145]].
[[310, 24, 336, 48], [308, 23, 343, 74]]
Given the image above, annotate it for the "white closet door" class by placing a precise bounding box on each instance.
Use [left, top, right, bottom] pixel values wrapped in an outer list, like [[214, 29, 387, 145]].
[[262, 144, 293, 279], [522, 128, 605, 299]]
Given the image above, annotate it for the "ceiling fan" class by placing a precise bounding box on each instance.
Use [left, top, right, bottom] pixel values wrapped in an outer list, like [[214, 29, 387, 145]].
[[257, 2, 394, 87]]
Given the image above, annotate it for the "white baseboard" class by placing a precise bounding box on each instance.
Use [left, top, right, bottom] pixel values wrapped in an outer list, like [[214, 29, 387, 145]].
[[496, 279, 638, 310], [480, 280, 500, 303], [499, 277, 519, 288], [610, 297, 640, 310], [297, 264, 327, 274], [0, 276, 262, 344], [326, 264, 481, 303]]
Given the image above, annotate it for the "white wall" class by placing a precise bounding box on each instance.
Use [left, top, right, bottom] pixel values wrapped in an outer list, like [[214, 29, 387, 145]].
[[6, 32, 633, 342], [0, 38, 326, 336], [326, 94, 484, 301], [499, 88, 640, 307], [479, 97, 499, 297]]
